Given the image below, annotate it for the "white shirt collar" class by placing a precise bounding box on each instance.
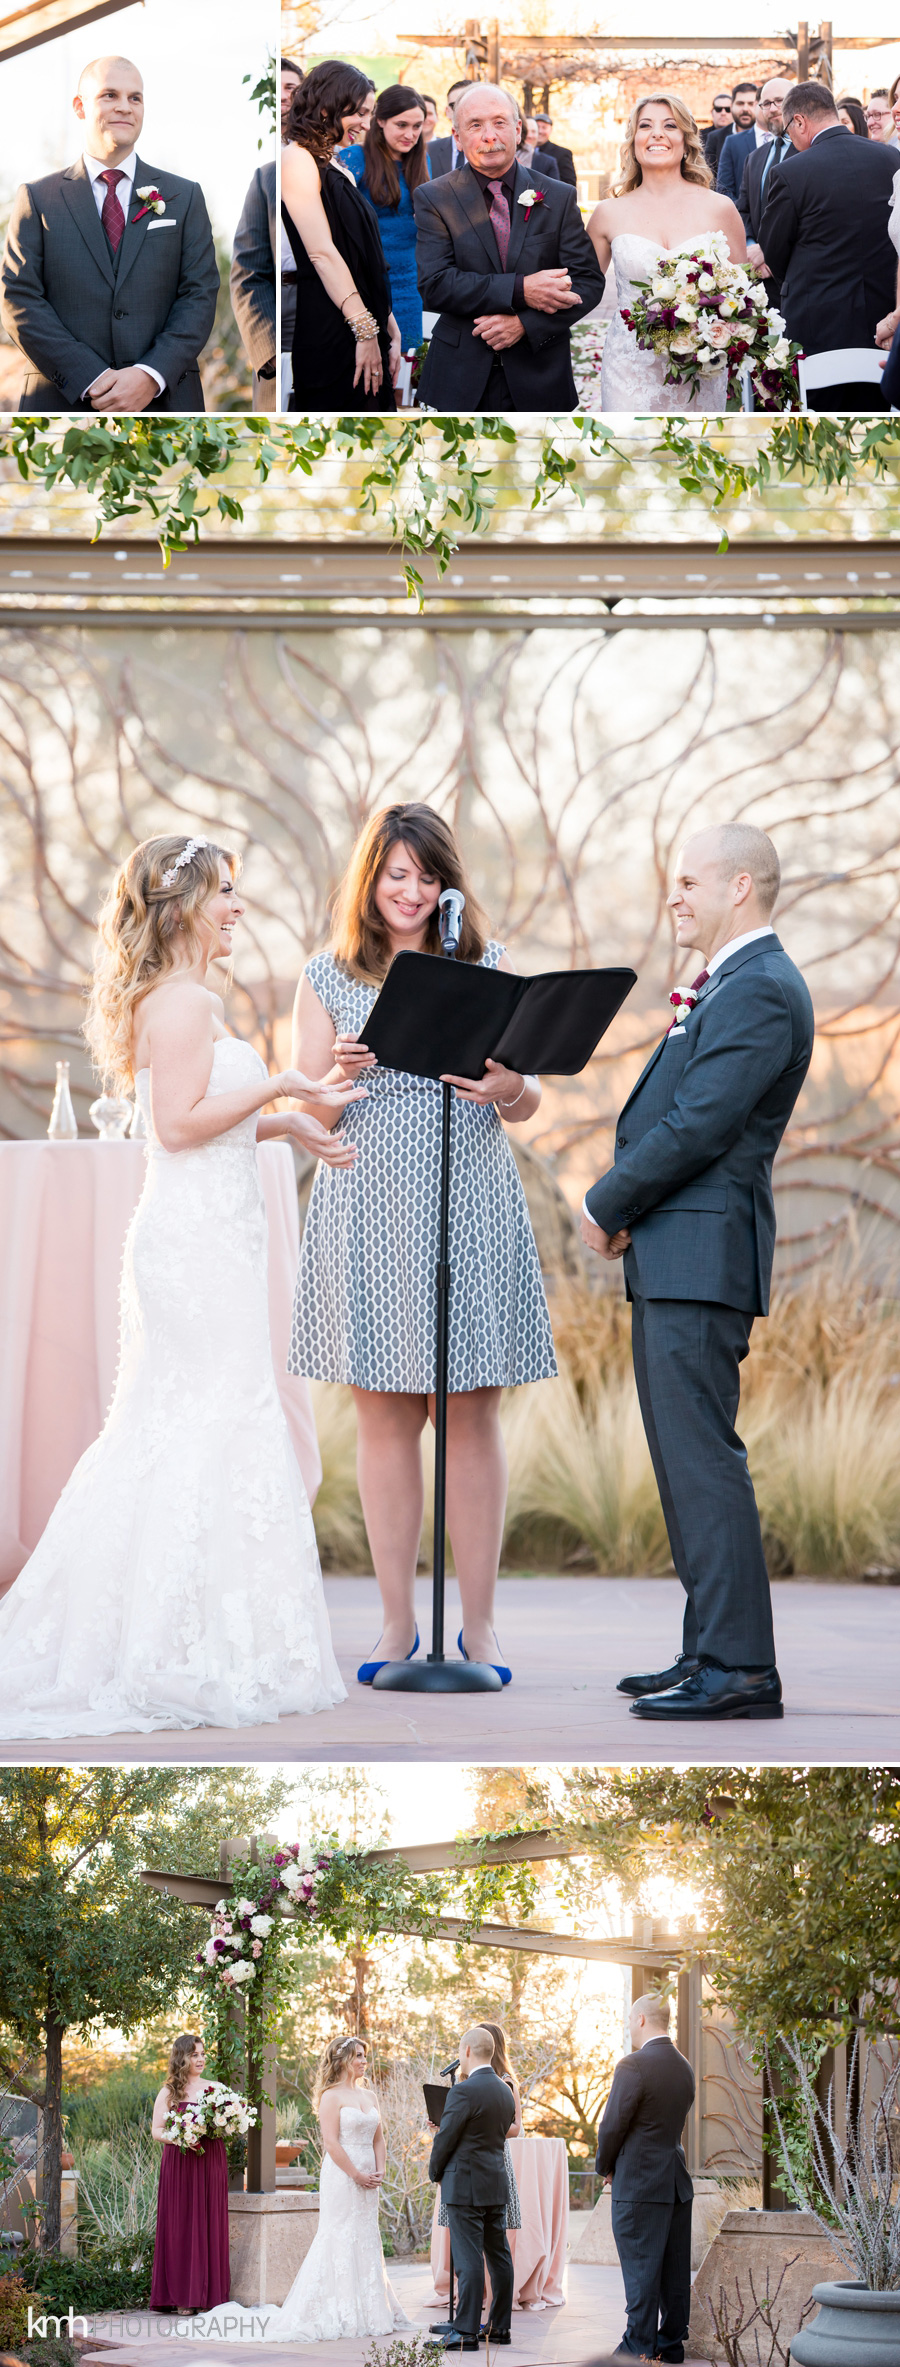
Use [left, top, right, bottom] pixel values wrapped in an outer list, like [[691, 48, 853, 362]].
[[707, 924, 775, 976], [466, 2063, 492, 2075], [754, 122, 771, 146], [83, 148, 137, 188]]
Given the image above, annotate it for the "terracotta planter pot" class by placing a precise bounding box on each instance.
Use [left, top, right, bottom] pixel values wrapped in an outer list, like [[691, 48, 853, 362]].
[[791, 2280, 900, 2366], [275, 2141, 305, 2165], [59, 2153, 74, 2171]]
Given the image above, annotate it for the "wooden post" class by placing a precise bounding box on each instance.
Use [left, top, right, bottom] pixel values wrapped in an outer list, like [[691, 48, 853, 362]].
[[796, 19, 809, 79], [220, 1835, 278, 2196], [487, 18, 500, 81], [818, 20, 833, 84], [523, 78, 533, 113], [464, 17, 481, 77]]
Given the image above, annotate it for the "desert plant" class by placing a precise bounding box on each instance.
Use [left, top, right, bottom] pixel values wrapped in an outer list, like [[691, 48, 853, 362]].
[[71, 2120, 158, 2246], [748, 1372, 900, 1576], [765, 2032, 900, 2289], [503, 1371, 671, 1574], [376, 2055, 439, 2255], [702, 2257, 816, 2367], [0, 2271, 35, 2348]]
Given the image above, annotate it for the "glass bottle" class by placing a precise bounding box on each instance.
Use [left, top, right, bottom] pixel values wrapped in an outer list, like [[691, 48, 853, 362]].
[[48, 1061, 78, 1140]]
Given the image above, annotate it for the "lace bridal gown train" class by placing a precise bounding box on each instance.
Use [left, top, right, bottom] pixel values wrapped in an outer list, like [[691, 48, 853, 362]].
[[598, 233, 729, 411], [0, 1038, 345, 1738], [194, 2106, 411, 2341]]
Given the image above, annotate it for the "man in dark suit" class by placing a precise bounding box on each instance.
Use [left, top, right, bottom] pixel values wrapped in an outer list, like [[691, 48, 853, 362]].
[[426, 79, 471, 178], [583, 823, 814, 1724], [533, 110, 577, 186], [429, 2027, 516, 2353], [231, 162, 276, 409], [702, 94, 733, 173], [714, 80, 759, 202], [759, 80, 899, 409], [414, 83, 603, 410], [736, 80, 793, 310], [521, 114, 560, 177], [0, 54, 219, 412], [596, 1994, 695, 2363]]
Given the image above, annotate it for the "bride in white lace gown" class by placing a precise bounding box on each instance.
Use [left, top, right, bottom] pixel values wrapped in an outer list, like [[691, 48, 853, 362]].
[[195, 2036, 411, 2342], [583, 91, 746, 411], [0, 833, 363, 1740]]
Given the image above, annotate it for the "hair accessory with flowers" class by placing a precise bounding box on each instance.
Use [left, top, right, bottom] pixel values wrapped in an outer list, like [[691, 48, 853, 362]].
[[134, 185, 167, 221], [161, 837, 211, 888]]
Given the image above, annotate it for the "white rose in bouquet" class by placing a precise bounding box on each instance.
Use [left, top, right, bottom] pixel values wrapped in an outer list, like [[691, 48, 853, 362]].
[[651, 275, 671, 297], [675, 301, 697, 323], [705, 320, 734, 348], [697, 272, 715, 292], [227, 1957, 256, 1984], [235, 1897, 256, 1917], [670, 333, 696, 353], [249, 1914, 274, 1937]]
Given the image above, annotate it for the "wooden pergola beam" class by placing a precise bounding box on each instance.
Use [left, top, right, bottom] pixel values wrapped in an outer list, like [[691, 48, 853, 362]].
[[0, 0, 142, 65], [139, 1827, 581, 1910]]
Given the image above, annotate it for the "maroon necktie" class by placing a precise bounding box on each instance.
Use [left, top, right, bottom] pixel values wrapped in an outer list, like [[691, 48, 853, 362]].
[[668, 967, 709, 1032], [99, 168, 126, 253], [486, 178, 510, 267]]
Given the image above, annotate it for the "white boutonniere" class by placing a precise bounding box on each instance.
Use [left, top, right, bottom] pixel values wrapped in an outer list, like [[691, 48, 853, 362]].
[[134, 185, 166, 220], [517, 187, 545, 211]]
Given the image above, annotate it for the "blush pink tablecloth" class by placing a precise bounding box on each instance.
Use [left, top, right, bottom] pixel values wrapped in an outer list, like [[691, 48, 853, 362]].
[[430, 2136, 569, 2311], [0, 1139, 321, 1589]]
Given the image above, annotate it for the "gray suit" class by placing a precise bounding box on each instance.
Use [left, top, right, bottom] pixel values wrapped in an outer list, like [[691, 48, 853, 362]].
[[1, 154, 219, 411], [429, 2068, 515, 2340], [231, 161, 276, 409], [596, 2037, 695, 2360], [585, 935, 814, 1667]]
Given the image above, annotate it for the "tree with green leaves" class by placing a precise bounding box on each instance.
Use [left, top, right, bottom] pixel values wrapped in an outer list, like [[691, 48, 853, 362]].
[[0, 1767, 294, 2251]]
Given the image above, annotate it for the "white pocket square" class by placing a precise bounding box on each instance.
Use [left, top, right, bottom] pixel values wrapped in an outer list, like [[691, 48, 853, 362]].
[[668, 1024, 686, 1037], [148, 218, 177, 228]]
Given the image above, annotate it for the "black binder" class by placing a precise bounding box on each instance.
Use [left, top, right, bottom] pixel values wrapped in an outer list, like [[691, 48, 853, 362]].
[[362, 949, 637, 1081], [424, 2082, 451, 2124]]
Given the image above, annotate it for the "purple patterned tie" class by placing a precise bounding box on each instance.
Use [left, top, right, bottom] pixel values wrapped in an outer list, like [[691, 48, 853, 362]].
[[99, 168, 126, 253], [486, 178, 510, 267]]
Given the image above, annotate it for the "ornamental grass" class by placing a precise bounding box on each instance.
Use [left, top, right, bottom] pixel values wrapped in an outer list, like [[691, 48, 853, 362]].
[[309, 1264, 900, 1581]]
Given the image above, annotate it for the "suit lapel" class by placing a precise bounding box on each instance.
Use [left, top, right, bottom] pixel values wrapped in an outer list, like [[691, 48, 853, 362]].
[[60, 159, 115, 287], [504, 160, 539, 274], [695, 934, 782, 1001], [454, 162, 504, 270], [619, 1032, 670, 1119], [114, 157, 160, 294]]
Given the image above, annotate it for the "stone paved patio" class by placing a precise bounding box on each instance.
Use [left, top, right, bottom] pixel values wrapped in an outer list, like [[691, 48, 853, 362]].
[[3, 1574, 896, 1764]]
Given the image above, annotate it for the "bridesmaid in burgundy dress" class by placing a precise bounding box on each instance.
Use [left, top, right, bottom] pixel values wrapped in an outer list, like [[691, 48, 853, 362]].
[[150, 2033, 230, 2312]]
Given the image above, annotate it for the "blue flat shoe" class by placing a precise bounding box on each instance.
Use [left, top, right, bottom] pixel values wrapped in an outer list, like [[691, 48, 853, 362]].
[[357, 1628, 419, 1685], [457, 1628, 512, 1685]]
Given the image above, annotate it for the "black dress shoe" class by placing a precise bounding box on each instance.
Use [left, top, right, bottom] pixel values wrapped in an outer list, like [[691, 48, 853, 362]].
[[482, 2333, 511, 2345], [630, 1661, 783, 1720], [617, 1653, 700, 1697], [442, 2336, 479, 2352]]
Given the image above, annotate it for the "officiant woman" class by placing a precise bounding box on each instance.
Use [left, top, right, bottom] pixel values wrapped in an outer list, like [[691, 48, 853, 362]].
[[288, 804, 557, 1687], [149, 2034, 230, 2314]]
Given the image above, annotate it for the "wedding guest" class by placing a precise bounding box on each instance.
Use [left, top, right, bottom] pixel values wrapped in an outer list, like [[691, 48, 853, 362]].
[[427, 81, 470, 178], [281, 57, 303, 124], [532, 110, 577, 186], [759, 80, 898, 409], [231, 163, 277, 408], [736, 79, 793, 307], [340, 78, 376, 146], [339, 85, 431, 354], [715, 80, 760, 202], [282, 60, 402, 410], [702, 93, 733, 170], [838, 99, 870, 138], [150, 2034, 229, 2313], [423, 95, 439, 143], [414, 84, 604, 410], [518, 111, 560, 177], [866, 88, 899, 146], [289, 802, 558, 1687], [595, 1996, 695, 2362], [1, 53, 219, 412], [280, 59, 304, 405]]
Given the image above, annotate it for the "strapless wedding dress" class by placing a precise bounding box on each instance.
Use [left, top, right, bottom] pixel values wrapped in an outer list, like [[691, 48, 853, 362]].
[[0, 1037, 345, 1737], [599, 233, 729, 411], [193, 2105, 411, 2341]]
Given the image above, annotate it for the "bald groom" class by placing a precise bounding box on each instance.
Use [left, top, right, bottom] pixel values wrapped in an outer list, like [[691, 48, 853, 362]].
[[1, 55, 219, 411], [583, 825, 814, 1723]]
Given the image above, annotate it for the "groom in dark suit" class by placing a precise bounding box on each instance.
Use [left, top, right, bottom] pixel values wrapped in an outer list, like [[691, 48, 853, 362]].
[[429, 2027, 515, 2352], [758, 81, 898, 409], [414, 83, 603, 410], [1, 54, 219, 412], [596, 1994, 695, 2362], [583, 823, 814, 1723]]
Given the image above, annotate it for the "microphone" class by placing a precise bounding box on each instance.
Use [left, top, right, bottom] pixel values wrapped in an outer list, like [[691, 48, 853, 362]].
[[441, 2057, 460, 2078], [438, 887, 465, 957]]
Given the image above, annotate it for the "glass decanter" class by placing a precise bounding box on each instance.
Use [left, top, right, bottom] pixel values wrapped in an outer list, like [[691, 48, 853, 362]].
[[48, 1061, 78, 1140]]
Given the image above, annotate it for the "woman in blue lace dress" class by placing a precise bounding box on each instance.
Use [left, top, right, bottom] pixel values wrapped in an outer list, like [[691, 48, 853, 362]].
[[339, 85, 431, 354]]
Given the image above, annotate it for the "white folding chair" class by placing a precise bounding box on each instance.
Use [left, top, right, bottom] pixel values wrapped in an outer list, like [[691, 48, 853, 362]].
[[740, 362, 755, 412], [797, 347, 887, 411]]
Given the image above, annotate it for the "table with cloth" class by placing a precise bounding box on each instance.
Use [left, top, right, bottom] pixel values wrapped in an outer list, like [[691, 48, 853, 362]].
[[430, 2135, 568, 2313], [0, 1139, 321, 1590]]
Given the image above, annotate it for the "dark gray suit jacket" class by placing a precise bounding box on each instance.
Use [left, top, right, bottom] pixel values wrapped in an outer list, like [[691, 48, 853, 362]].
[[716, 125, 755, 204], [585, 935, 814, 1315], [426, 135, 458, 179], [414, 158, 604, 409], [231, 161, 276, 409], [429, 2069, 515, 2210], [596, 2037, 694, 2207], [757, 125, 898, 356], [1, 153, 220, 410]]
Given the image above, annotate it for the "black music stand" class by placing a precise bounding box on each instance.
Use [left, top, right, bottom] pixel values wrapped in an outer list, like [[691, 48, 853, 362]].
[[365, 949, 637, 1695]]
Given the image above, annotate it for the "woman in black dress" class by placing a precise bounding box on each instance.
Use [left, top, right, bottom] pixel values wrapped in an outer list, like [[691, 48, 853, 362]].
[[282, 61, 401, 411]]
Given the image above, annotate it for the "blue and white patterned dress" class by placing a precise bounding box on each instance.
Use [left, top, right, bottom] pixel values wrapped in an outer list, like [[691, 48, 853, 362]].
[[289, 944, 558, 1394]]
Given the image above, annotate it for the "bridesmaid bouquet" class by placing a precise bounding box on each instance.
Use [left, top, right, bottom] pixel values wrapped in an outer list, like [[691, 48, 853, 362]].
[[162, 2081, 258, 2152], [622, 231, 801, 409]]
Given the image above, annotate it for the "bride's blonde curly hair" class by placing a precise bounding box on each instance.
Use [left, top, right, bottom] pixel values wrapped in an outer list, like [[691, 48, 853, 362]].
[[313, 2034, 369, 2110], [614, 91, 712, 195], [84, 833, 239, 1092]]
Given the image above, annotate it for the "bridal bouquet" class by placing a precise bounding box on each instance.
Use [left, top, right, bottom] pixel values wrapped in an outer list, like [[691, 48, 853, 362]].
[[162, 2081, 257, 2153], [621, 231, 800, 408]]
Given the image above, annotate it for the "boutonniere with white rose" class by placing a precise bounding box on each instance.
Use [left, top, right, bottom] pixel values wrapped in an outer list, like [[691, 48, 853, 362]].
[[517, 187, 545, 211], [668, 982, 703, 1029], [133, 185, 166, 221]]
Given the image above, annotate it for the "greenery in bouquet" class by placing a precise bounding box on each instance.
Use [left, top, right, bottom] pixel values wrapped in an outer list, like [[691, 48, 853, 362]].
[[621, 231, 801, 409], [161, 2080, 256, 2154]]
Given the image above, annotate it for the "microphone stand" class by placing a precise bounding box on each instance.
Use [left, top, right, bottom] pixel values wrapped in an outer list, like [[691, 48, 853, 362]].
[[373, 904, 501, 1695]]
